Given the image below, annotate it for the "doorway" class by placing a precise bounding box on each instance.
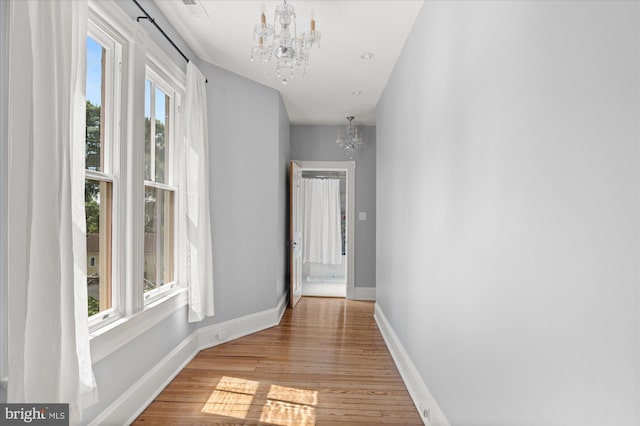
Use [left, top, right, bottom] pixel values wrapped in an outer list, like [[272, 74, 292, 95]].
[[289, 161, 355, 306]]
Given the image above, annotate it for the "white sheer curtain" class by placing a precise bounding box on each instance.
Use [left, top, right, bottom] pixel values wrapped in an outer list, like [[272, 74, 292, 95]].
[[7, 0, 97, 420], [302, 178, 342, 265], [184, 62, 215, 322]]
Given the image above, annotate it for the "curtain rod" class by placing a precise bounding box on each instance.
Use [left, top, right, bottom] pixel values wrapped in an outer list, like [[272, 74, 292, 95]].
[[132, 0, 208, 83]]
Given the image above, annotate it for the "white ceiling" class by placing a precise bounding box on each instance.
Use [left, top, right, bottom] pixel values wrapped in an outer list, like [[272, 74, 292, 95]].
[[153, 0, 424, 125]]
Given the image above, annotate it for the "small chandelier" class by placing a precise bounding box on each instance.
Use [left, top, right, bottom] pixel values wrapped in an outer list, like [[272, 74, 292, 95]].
[[250, 0, 321, 85], [336, 116, 364, 160]]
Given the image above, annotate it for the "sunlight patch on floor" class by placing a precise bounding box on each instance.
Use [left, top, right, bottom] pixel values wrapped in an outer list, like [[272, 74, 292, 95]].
[[259, 399, 317, 426], [261, 384, 318, 425], [200, 376, 318, 425], [201, 376, 259, 419], [215, 376, 260, 394], [267, 384, 318, 406]]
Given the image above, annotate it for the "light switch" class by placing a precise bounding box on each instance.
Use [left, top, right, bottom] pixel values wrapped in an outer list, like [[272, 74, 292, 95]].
[[359, 212, 367, 221]]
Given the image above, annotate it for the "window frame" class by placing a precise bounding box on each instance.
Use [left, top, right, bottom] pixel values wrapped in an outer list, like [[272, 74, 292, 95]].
[[86, 20, 123, 332], [142, 65, 181, 305]]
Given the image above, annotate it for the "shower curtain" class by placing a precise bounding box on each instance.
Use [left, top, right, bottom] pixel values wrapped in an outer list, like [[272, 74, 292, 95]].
[[302, 178, 342, 265]]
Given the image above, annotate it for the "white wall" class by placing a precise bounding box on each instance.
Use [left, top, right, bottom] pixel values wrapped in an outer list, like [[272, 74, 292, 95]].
[[376, 1, 639, 425], [291, 125, 376, 288]]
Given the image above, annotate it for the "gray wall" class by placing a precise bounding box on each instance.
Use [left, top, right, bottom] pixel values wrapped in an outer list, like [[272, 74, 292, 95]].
[[0, 0, 8, 404], [290, 125, 375, 288], [376, 1, 639, 425], [198, 60, 289, 323], [80, 1, 290, 422]]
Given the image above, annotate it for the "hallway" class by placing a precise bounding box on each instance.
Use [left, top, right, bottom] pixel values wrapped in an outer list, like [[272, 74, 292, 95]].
[[133, 297, 423, 425]]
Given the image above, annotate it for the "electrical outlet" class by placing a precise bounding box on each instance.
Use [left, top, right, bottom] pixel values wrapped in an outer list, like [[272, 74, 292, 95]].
[[423, 407, 431, 421], [211, 329, 227, 342], [216, 329, 228, 341]]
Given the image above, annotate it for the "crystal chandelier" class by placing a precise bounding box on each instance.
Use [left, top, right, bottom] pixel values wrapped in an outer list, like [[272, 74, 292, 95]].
[[336, 116, 364, 160], [250, 0, 321, 85]]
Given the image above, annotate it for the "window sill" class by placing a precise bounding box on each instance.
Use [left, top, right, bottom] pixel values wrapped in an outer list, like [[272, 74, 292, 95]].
[[90, 288, 187, 364]]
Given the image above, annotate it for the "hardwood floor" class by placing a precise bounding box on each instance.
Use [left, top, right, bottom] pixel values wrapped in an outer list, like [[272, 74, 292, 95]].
[[133, 297, 423, 425]]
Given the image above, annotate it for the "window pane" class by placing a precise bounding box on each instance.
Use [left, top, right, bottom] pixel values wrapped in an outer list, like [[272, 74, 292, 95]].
[[155, 87, 169, 183], [86, 36, 104, 172], [144, 79, 152, 181], [144, 186, 174, 293], [86, 179, 112, 315]]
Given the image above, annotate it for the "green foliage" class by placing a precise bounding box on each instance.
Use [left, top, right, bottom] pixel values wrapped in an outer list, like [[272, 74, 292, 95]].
[[86, 198, 100, 233], [143, 111, 167, 233], [144, 116, 167, 181], [87, 296, 99, 317], [85, 100, 101, 235], [145, 190, 157, 233], [86, 100, 101, 173]]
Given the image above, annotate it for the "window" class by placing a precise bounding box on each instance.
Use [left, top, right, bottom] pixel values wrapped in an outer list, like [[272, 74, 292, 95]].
[[85, 30, 118, 320], [143, 72, 177, 302], [82, 2, 187, 354]]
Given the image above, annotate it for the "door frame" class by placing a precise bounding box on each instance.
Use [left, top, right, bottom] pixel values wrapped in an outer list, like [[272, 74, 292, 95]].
[[295, 160, 356, 299]]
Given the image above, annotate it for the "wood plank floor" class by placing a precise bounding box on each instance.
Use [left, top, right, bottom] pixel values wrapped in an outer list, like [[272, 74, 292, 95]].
[[133, 297, 423, 425]]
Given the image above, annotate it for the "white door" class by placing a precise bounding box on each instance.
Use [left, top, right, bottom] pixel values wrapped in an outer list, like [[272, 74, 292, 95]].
[[289, 161, 303, 307]]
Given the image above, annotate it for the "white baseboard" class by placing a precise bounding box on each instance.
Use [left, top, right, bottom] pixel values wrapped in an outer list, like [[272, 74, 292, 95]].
[[90, 293, 289, 426], [195, 293, 288, 349], [276, 292, 288, 322], [374, 303, 449, 426], [353, 286, 376, 301], [89, 332, 199, 426]]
